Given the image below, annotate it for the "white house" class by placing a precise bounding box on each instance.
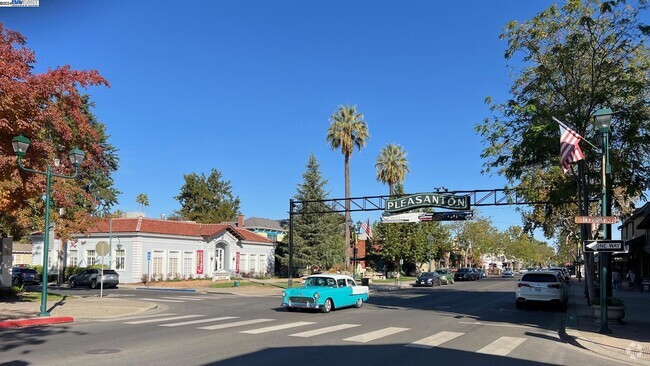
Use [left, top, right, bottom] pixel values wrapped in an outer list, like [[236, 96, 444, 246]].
[[30, 216, 275, 283]]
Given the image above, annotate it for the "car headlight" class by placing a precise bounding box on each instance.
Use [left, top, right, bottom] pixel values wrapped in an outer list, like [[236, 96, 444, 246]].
[[313, 292, 320, 299], [281, 291, 286, 297]]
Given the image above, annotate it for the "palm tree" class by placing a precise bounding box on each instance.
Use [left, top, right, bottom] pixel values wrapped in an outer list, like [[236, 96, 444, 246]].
[[375, 143, 410, 195], [326, 104, 370, 269], [136, 193, 149, 213]]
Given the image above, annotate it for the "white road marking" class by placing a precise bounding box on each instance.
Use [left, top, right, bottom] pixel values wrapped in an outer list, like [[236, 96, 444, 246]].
[[161, 297, 204, 301], [159, 316, 239, 327], [477, 336, 526, 356], [138, 298, 185, 303], [343, 327, 410, 343], [125, 314, 204, 324], [406, 331, 465, 349], [240, 321, 316, 334], [289, 324, 361, 338], [198, 318, 275, 330], [459, 321, 533, 329]]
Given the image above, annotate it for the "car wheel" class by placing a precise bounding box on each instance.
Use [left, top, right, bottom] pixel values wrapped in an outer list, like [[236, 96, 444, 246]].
[[354, 298, 363, 308], [90, 280, 97, 289], [69, 279, 77, 288], [321, 298, 333, 313]]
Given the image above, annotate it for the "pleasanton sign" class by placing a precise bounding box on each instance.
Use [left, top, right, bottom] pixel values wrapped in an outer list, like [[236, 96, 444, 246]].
[[385, 193, 470, 213]]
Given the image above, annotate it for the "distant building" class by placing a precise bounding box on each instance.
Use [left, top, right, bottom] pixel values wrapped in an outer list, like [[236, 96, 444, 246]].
[[619, 203, 650, 282], [11, 242, 33, 266], [30, 217, 275, 283], [230, 215, 287, 242]]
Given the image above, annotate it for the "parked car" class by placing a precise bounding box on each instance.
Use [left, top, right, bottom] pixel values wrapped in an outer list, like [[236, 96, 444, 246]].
[[413, 272, 441, 287], [11, 267, 40, 286], [515, 271, 568, 309], [435, 268, 454, 285], [471, 268, 482, 280], [548, 267, 570, 283], [476, 269, 487, 278], [69, 269, 120, 289], [502, 269, 514, 278], [454, 268, 477, 281], [281, 274, 369, 313]]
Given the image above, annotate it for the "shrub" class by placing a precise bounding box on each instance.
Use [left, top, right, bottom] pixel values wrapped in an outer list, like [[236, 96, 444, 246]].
[[592, 296, 624, 306]]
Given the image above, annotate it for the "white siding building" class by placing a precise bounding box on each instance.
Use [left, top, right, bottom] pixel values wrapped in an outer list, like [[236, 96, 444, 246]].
[[30, 217, 275, 283]]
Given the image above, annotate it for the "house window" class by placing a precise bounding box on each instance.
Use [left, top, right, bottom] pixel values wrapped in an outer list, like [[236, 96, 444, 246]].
[[249, 254, 257, 274], [240, 254, 248, 274], [267, 233, 277, 241], [153, 250, 164, 278], [86, 250, 96, 266], [115, 249, 125, 270], [68, 250, 78, 266], [182, 252, 193, 277], [168, 251, 179, 278], [259, 255, 267, 274]]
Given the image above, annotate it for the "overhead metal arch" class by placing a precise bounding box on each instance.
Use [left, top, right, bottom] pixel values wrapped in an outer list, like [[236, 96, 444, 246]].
[[286, 188, 585, 285]]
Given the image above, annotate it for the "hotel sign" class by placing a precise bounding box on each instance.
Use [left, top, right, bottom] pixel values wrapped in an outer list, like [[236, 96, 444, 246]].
[[385, 193, 470, 213]]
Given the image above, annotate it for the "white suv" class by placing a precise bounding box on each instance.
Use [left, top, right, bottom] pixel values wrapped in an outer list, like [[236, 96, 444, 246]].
[[515, 271, 567, 309]]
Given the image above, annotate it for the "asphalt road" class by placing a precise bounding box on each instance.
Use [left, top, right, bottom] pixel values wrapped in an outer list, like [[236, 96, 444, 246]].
[[1, 278, 629, 366]]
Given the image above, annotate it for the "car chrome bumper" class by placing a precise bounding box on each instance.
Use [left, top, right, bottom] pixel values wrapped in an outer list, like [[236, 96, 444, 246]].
[[281, 301, 322, 309]]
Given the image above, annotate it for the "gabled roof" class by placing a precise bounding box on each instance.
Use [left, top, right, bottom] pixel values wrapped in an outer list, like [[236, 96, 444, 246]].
[[84, 217, 272, 243]]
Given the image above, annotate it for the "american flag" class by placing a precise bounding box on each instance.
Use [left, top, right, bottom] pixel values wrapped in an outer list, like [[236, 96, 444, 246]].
[[361, 219, 372, 239], [559, 121, 585, 173]]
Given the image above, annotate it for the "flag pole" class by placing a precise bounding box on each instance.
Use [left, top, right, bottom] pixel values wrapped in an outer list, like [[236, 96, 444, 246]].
[[552, 117, 599, 150]]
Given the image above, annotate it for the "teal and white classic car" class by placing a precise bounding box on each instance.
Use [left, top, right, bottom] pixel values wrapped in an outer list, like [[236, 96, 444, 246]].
[[281, 274, 369, 313]]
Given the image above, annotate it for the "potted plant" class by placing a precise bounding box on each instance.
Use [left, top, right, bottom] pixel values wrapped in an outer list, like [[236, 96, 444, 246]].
[[592, 296, 625, 323]]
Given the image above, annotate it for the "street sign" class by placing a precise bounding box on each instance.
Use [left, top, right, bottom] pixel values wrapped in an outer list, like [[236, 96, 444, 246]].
[[96, 241, 110, 256], [574, 216, 618, 224], [419, 211, 474, 222], [147, 251, 151, 261], [381, 212, 421, 223], [582, 240, 626, 252]]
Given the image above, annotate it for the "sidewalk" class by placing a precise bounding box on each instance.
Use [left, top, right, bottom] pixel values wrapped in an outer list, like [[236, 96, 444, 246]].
[[563, 278, 650, 365]]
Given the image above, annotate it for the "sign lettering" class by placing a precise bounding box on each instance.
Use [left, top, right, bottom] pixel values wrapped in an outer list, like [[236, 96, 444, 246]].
[[197, 250, 204, 274], [385, 193, 470, 213]]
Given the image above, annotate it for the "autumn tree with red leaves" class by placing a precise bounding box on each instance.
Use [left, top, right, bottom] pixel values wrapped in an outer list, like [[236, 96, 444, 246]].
[[0, 23, 118, 240]]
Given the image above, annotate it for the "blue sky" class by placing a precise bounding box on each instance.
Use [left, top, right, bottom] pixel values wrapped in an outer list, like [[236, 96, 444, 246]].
[[3, 1, 632, 242]]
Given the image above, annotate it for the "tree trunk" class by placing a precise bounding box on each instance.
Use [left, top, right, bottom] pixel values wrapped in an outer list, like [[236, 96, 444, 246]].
[[344, 154, 351, 270]]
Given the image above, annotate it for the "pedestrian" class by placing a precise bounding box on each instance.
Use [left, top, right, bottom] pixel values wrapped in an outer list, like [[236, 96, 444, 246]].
[[625, 269, 636, 291], [612, 270, 621, 291]]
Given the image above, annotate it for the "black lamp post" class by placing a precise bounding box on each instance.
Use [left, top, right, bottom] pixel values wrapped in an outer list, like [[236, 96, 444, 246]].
[[593, 108, 613, 334], [12, 135, 84, 317]]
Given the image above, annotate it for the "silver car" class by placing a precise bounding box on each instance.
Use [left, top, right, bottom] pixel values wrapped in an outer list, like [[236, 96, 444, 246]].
[[69, 269, 120, 289]]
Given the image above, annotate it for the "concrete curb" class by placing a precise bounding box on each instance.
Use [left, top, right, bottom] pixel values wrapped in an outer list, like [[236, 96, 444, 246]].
[[135, 287, 196, 292], [0, 316, 74, 328]]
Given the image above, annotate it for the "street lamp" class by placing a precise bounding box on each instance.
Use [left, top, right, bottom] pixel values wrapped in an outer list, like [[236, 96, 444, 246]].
[[12, 135, 84, 317], [348, 220, 361, 279], [593, 107, 613, 334], [426, 235, 435, 272]]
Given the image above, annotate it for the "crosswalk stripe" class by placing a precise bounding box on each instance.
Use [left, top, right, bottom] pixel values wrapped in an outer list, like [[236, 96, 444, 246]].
[[240, 321, 316, 334], [139, 298, 185, 303], [342, 327, 410, 343], [198, 318, 275, 330], [289, 324, 361, 338], [406, 331, 465, 349], [97, 313, 177, 322], [477, 336, 526, 356], [159, 316, 239, 327], [125, 315, 203, 324]]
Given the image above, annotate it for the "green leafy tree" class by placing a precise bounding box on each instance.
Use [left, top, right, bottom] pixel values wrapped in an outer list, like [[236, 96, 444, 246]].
[[475, 0, 649, 300], [326, 104, 370, 268], [376, 143, 410, 195], [174, 168, 240, 224], [136, 193, 149, 213], [277, 154, 344, 274]]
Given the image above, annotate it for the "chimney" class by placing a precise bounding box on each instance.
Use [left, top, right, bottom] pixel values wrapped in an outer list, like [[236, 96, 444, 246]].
[[237, 214, 244, 227]]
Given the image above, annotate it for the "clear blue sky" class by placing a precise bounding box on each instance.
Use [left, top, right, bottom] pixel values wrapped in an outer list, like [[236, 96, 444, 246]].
[[3, 1, 624, 241]]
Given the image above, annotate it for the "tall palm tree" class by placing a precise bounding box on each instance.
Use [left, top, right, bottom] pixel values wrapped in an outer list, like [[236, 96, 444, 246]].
[[326, 104, 370, 269], [136, 193, 149, 213], [376, 143, 410, 195]]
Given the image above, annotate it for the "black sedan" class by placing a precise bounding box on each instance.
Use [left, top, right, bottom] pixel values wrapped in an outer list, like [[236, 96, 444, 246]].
[[454, 268, 478, 281], [413, 272, 442, 287]]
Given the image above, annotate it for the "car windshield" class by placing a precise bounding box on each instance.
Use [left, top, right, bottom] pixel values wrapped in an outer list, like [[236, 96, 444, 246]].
[[420, 272, 435, 278], [457, 268, 470, 273], [101, 270, 118, 275], [521, 273, 558, 283], [435, 269, 447, 274], [305, 277, 337, 287]]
